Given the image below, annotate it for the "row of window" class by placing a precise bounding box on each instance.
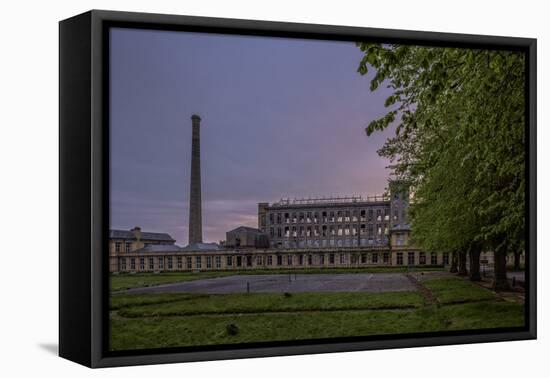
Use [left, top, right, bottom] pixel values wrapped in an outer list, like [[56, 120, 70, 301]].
[[263, 208, 396, 226], [117, 252, 449, 271], [114, 241, 132, 253], [269, 224, 388, 238], [113, 241, 165, 253], [272, 237, 389, 249]]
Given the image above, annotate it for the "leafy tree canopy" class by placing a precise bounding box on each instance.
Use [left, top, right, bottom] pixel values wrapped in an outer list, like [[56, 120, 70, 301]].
[[356, 43, 525, 252]]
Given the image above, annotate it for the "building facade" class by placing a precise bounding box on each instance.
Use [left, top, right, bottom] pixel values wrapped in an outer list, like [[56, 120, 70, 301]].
[[257, 181, 409, 250]]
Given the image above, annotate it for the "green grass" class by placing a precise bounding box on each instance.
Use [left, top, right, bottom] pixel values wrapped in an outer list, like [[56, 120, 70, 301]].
[[113, 291, 424, 317], [109, 274, 525, 351], [422, 277, 497, 304], [111, 266, 444, 291], [109, 301, 524, 351], [110, 308, 439, 350]]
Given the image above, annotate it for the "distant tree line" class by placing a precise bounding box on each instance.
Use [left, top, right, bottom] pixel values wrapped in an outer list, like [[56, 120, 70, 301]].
[[357, 43, 526, 289]]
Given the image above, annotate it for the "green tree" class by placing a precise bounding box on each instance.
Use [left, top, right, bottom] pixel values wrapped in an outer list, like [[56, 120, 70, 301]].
[[357, 43, 525, 289]]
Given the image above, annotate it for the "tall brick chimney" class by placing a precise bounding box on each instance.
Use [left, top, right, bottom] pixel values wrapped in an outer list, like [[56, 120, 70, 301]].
[[188, 114, 203, 244]]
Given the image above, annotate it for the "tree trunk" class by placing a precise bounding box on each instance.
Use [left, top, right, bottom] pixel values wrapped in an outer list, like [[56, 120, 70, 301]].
[[514, 250, 521, 271], [469, 244, 482, 281], [449, 251, 458, 273], [458, 250, 468, 276], [493, 241, 510, 291]]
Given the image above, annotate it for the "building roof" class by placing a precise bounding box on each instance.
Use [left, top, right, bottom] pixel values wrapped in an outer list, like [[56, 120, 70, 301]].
[[182, 242, 223, 251], [133, 244, 183, 253], [109, 229, 175, 242], [227, 226, 264, 234], [391, 223, 411, 232]]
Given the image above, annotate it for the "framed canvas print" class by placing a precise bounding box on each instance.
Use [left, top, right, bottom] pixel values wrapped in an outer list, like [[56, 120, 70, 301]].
[[59, 10, 537, 368]]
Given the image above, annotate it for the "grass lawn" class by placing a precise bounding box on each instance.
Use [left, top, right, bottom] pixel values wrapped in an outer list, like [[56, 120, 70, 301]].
[[111, 266, 444, 291], [422, 277, 497, 304], [109, 275, 525, 351], [113, 291, 424, 317]]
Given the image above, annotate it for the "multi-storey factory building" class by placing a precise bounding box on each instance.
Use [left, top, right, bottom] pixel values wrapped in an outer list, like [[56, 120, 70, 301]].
[[258, 181, 409, 250]]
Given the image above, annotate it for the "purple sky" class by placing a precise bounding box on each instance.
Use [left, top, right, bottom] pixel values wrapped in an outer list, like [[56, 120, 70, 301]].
[[109, 27, 395, 245]]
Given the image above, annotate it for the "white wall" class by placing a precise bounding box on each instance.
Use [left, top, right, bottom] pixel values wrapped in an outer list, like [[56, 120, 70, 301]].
[[0, 0, 547, 376]]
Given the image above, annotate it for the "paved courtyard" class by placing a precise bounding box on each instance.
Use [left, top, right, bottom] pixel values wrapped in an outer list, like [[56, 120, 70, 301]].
[[124, 273, 417, 294]]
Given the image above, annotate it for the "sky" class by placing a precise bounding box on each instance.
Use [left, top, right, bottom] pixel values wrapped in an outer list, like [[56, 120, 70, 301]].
[[109, 27, 396, 245]]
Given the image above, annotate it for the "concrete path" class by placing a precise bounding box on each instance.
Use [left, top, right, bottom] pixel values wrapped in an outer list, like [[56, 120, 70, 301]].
[[124, 273, 417, 295]]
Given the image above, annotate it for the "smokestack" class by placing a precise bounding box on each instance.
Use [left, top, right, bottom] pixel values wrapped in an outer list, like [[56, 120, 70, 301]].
[[188, 114, 203, 244]]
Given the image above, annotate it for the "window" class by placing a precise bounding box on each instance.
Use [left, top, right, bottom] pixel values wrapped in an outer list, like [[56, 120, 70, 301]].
[[308, 255, 313, 265], [177, 256, 183, 269], [256, 256, 263, 266], [148, 257, 154, 270], [299, 255, 304, 265], [115, 242, 121, 253], [215, 256, 221, 269], [397, 252, 403, 265], [443, 252, 449, 265], [361, 253, 367, 264], [130, 258, 135, 270], [383, 252, 389, 264], [187, 256, 192, 269], [431, 253, 437, 265], [226, 256, 232, 267], [277, 255, 282, 266], [269, 213, 274, 224], [270, 228, 275, 237], [396, 234, 404, 246], [267, 256, 273, 265], [120, 258, 126, 271], [236, 256, 242, 267], [319, 254, 325, 265], [368, 209, 373, 221], [206, 256, 212, 269], [277, 228, 282, 238], [168, 256, 173, 270], [125, 242, 131, 253], [195, 256, 201, 269], [158, 257, 164, 270], [372, 253, 378, 264], [139, 258, 145, 271], [329, 253, 335, 265], [408, 252, 415, 265], [340, 253, 346, 264], [419, 252, 426, 265], [376, 209, 382, 221], [287, 255, 292, 265]]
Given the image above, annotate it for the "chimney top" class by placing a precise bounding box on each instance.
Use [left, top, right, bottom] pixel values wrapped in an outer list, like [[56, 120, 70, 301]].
[[191, 114, 201, 122]]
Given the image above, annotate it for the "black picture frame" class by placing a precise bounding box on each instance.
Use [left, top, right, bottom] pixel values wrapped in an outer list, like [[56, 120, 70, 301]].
[[59, 9, 537, 368]]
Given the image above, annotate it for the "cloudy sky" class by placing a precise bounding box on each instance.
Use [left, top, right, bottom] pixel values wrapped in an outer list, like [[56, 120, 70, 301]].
[[109, 27, 395, 245]]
